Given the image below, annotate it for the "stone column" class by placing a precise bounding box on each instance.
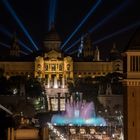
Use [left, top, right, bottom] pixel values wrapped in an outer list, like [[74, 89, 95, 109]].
[[49, 97, 52, 111], [11, 128, 14, 140], [8, 128, 10, 140], [47, 77, 50, 88], [43, 127, 49, 140], [62, 77, 65, 88], [54, 76, 58, 88], [57, 93, 61, 112]]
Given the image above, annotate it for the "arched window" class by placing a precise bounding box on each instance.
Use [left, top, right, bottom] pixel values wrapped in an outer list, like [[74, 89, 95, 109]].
[[51, 64, 56, 71]]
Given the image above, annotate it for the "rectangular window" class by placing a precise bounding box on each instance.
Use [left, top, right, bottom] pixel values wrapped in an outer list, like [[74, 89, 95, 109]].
[[138, 56, 140, 72], [136, 56, 139, 72], [133, 56, 136, 71], [130, 56, 133, 72], [130, 56, 140, 72]]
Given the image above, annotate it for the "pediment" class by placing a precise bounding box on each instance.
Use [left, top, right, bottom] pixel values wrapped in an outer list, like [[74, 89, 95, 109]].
[[45, 50, 61, 59]]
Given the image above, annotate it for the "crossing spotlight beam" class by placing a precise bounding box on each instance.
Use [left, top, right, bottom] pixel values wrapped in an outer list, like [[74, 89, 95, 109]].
[[1, 0, 39, 51], [65, 33, 87, 53], [48, 0, 57, 30], [60, 0, 102, 50], [65, 0, 129, 53], [0, 104, 13, 115], [0, 26, 33, 53], [69, 21, 140, 55], [0, 42, 28, 55], [0, 42, 10, 48], [93, 21, 140, 45], [88, 0, 128, 34]]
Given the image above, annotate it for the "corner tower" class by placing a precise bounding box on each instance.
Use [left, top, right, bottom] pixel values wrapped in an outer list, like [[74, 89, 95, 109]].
[[10, 33, 20, 57], [123, 29, 140, 140], [83, 34, 93, 60]]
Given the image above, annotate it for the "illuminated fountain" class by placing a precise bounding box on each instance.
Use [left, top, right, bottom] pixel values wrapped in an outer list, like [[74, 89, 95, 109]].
[[51, 93, 106, 126]]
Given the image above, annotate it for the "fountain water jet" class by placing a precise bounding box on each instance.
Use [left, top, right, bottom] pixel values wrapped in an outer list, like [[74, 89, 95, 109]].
[[51, 99, 106, 126]]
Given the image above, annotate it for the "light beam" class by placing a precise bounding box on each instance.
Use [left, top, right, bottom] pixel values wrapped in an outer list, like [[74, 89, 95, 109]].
[[0, 104, 13, 115], [60, 0, 102, 50], [48, 0, 54, 30], [69, 21, 140, 55], [48, 0, 57, 30], [93, 21, 140, 45], [1, 0, 39, 51], [0, 42, 10, 48], [0, 41, 28, 55], [65, 0, 128, 53], [88, 0, 128, 34], [0, 25, 33, 53]]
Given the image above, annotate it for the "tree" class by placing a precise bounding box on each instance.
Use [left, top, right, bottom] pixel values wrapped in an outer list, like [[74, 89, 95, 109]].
[[25, 78, 43, 97], [68, 77, 98, 102], [0, 76, 8, 95]]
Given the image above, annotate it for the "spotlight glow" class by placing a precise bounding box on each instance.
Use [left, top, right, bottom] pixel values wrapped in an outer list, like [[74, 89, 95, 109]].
[[48, 0, 57, 30], [93, 21, 140, 45], [65, 33, 87, 53], [69, 21, 140, 55], [65, 0, 129, 53], [2, 0, 39, 51], [0, 25, 33, 53], [88, 0, 128, 34], [0, 42, 28, 55], [61, 0, 101, 50], [0, 42, 10, 48]]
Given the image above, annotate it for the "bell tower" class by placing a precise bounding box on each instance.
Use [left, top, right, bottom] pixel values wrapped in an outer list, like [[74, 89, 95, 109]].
[[10, 33, 20, 57], [123, 29, 140, 140], [83, 34, 93, 59]]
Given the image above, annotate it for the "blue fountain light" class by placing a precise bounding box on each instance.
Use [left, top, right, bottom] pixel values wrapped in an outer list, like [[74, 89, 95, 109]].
[[51, 101, 106, 126]]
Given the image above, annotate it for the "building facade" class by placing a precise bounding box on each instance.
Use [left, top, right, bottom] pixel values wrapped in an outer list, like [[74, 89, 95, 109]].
[[0, 27, 123, 111]]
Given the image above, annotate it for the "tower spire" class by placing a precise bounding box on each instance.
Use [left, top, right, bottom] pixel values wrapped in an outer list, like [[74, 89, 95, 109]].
[[94, 46, 100, 61], [83, 34, 93, 59], [10, 32, 20, 57]]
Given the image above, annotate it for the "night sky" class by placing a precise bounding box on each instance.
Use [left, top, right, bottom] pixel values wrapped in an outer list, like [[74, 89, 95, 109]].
[[0, 0, 140, 58]]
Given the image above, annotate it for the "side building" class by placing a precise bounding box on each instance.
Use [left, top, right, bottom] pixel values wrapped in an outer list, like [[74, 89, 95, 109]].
[[123, 29, 140, 140]]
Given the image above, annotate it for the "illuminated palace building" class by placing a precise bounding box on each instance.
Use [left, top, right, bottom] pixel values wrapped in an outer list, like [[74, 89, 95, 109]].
[[0, 26, 123, 111]]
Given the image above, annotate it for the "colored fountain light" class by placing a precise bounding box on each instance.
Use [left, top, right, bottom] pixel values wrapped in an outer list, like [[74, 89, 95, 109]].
[[51, 100, 106, 126]]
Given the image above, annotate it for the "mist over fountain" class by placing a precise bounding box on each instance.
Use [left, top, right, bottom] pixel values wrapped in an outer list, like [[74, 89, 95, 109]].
[[51, 92, 106, 126]]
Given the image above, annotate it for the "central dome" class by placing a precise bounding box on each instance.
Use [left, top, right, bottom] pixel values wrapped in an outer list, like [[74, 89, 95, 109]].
[[43, 26, 61, 51], [44, 26, 61, 41]]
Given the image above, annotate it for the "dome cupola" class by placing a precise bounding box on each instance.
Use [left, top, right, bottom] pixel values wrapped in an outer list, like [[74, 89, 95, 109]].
[[43, 25, 61, 52]]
